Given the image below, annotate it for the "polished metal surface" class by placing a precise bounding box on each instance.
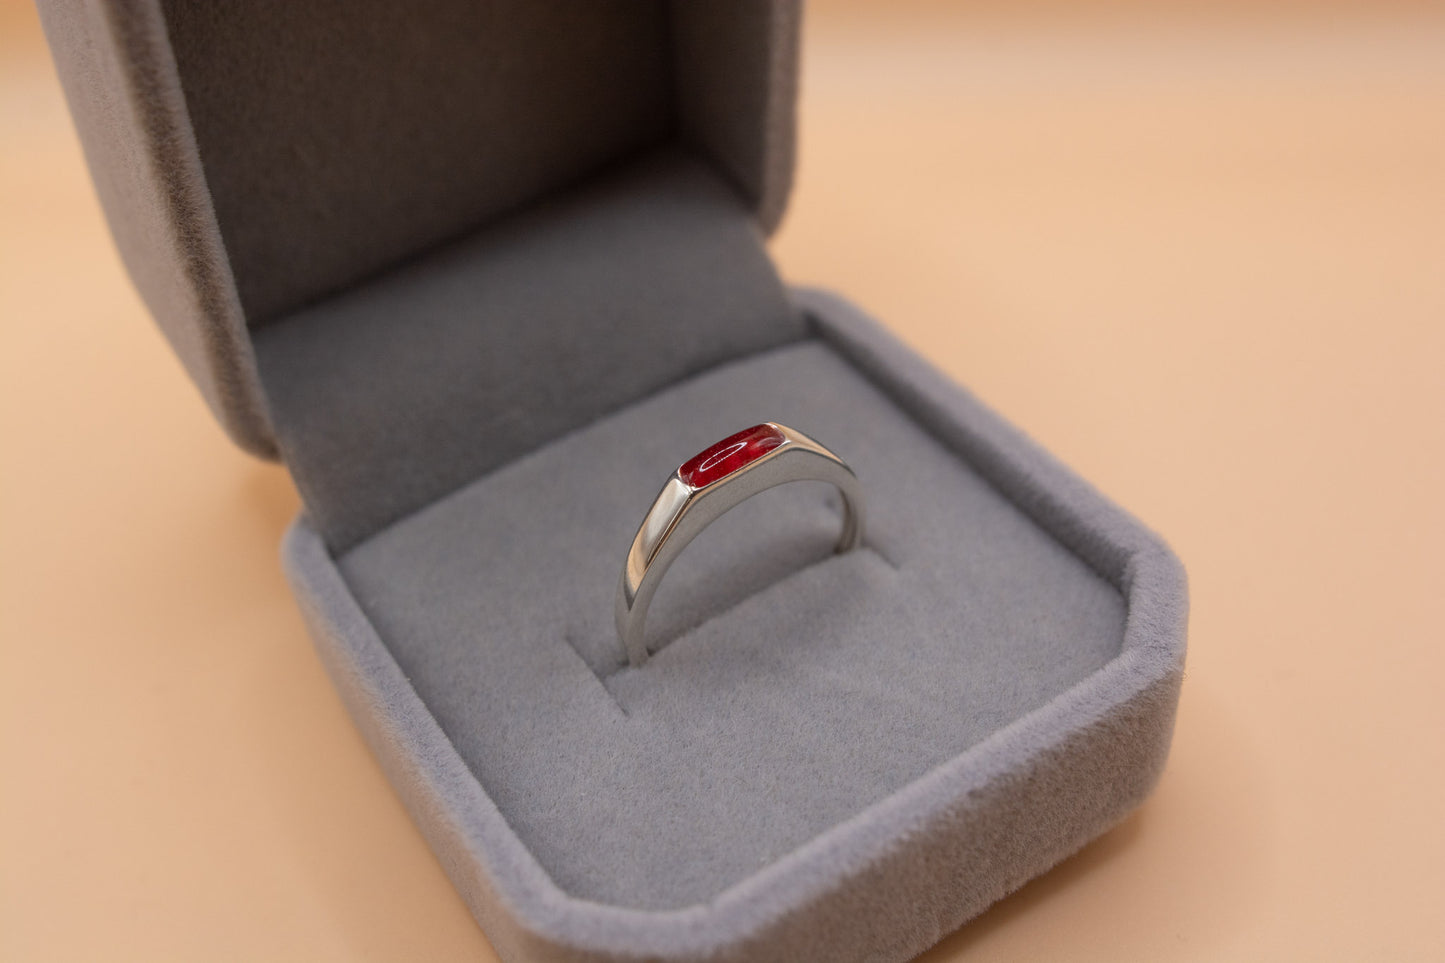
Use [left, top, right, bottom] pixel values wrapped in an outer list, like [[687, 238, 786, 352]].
[[615, 423, 865, 668]]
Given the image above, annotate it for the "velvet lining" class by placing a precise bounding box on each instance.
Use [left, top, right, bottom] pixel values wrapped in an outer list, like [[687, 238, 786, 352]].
[[282, 293, 1187, 960], [252, 152, 801, 552]]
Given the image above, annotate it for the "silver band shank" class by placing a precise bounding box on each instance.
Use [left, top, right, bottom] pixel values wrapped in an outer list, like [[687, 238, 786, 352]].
[[615, 425, 865, 668]]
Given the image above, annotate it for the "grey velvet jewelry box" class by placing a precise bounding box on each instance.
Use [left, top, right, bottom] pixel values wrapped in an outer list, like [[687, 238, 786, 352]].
[[39, 1, 1188, 960]]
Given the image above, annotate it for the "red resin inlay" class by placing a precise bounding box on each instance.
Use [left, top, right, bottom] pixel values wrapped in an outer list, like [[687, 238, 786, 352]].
[[679, 424, 785, 488]]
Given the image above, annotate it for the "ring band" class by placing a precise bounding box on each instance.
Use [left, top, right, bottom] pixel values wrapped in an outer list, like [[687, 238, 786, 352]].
[[615, 422, 866, 667]]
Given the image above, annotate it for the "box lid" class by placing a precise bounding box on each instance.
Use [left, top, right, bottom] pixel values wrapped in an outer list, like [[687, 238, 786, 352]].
[[40, 0, 801, 464]]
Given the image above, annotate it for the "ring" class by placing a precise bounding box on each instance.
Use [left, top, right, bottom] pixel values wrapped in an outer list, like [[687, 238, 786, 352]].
[[616, 422, 866, 667]]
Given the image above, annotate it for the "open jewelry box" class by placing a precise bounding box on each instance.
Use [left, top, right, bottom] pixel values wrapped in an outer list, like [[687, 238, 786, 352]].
[[40, 1, 1188, 960]]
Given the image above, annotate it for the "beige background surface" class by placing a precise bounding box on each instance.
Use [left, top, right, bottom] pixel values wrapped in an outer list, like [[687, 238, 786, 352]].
[[3, 1, 1443, 959]]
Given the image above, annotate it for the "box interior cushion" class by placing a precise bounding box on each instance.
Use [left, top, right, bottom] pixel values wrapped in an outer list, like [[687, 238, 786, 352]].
[[161, 0, 792, 325], [253, 152, 802, 552], [336, 336, 1128, 912]]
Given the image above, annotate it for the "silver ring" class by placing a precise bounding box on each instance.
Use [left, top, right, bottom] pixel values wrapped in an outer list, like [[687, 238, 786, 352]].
[[615, 422, 866, 667]]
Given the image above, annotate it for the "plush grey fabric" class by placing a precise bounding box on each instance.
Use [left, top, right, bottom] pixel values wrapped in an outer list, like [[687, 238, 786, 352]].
[[253, 152, 802, 552], [283, 292, 1188, 962], [162, 0, 674, 325], [670, 1, 799, 234], [163, 0, 800, 324], [37, 0, 800, 456], [338, 339, 1126, 908], [36, 0, 274, 456]]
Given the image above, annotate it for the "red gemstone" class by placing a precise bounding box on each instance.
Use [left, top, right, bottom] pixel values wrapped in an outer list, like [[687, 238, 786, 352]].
[[679, 423, 785, 488]]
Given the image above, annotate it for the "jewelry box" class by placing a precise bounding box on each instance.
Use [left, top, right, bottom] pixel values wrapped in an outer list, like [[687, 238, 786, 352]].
[[39, 2, 1188, 960]]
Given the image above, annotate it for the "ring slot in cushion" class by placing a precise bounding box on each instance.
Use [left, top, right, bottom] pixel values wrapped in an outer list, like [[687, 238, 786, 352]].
[[338, 339, 1127, 911]]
